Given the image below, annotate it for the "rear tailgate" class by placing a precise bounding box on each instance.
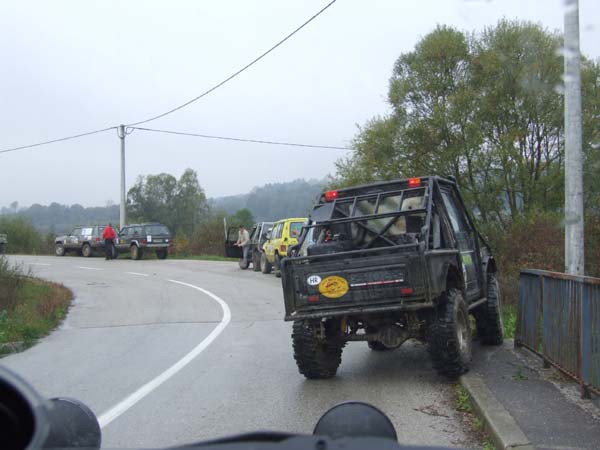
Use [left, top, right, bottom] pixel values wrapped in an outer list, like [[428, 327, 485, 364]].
[[281, 252, 429, 320]]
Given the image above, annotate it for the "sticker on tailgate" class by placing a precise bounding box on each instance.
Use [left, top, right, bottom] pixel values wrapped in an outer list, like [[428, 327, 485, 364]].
[[319, 276, 349, 299], [307, 275, 322, 286]]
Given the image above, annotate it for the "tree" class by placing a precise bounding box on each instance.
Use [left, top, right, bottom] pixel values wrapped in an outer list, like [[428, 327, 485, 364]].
[[334, 20, 600, 223], [127, 169, 208, 236], [229, 208, 255, 229]]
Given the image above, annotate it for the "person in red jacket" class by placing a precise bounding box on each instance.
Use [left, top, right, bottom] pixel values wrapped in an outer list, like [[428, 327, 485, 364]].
[[102, 223, 117, 260]]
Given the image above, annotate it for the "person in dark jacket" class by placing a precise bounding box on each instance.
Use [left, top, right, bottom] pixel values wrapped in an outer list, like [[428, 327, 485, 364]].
[[102, 224, 117, 260]]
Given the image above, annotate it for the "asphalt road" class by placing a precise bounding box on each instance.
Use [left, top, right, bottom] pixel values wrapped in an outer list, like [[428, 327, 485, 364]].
[[3, 255, 474, 449]]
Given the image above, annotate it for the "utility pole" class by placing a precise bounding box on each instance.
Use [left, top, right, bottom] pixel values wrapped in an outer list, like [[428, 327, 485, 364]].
[[564, 0, 584, 276], [118, 124, 126, 230]]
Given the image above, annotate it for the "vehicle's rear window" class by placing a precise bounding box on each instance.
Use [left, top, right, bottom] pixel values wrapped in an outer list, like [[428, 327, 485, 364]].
[[145, 225, 170, 235]]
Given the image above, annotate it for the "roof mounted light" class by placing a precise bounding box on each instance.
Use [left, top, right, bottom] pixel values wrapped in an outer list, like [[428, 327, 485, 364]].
[[408, 178, 421, 187], [324, 190, 339, 202]]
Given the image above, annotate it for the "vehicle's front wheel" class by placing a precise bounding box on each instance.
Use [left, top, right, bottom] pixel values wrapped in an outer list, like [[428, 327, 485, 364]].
[[260, 252, 272, 274], [474, 273, 504, 345], [131, 245, 142, 260], [156, 249, 168, 260], [55, 244, 65, 257], [82, 243, 92, 257], [292, 320, 344, 379], [428, 288, 472, 378], [252, 251, 261, 272]]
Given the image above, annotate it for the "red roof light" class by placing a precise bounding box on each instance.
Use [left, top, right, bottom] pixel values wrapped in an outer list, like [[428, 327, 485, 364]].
[[408, 178, 421, 187], [324, 190, 339, 202]]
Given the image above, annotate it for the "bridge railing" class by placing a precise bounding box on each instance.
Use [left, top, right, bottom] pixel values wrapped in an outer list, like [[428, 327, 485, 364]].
[[516, 269, 600, 398]]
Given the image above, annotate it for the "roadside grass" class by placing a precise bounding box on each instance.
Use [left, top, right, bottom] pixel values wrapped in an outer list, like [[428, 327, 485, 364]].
[[502, 303, 517, 339], [455, 384, 496, 450], [0, 257, 72, 352]]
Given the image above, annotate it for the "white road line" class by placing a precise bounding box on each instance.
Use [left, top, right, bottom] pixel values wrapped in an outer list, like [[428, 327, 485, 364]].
[[28, 263, 51, 266], [77, 266, 103, 271], [125, 271, 149, 277], [97, 279, 232, 429]]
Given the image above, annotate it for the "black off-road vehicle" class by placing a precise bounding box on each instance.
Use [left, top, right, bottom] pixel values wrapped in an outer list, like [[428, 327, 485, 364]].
[[115, 223, 172, 260], [281, 176, 503, 379]]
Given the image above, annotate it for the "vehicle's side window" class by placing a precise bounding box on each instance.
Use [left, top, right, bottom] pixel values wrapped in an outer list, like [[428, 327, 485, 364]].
[[274, 223, 283, 239], [81, 227, 93, 237], [72, 228, 82, 236], [441, 192, 468, 233]]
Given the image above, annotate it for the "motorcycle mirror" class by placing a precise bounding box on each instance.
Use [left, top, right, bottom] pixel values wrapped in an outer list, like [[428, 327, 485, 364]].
[[0, 366, 49, 450], [43, 397, 101, 449], [313, 401, 397, 441]]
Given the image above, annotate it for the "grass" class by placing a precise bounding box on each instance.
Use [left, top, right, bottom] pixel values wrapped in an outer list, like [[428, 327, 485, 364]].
[[502, 303, 517, 339], [455, 384, 497, 450], [0, 265, 72, 351]]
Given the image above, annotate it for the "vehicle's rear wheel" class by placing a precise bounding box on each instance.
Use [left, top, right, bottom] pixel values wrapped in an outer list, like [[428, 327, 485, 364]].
[[260, 252, 272, 274], [367, 341, 395, 351], [131, 245, 142, 260], [156, 249, 168, 260], [274, 253, 282, 278], [252, 251, 261, 272], [55, 244, 65, 257], [82, 243, 92, 257], [474, 273, 504, 345], [292, 320, 344, 379], [428, 288, 472, 378]]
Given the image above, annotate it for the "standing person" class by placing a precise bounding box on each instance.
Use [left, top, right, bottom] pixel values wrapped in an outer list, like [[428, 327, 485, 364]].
[[235, 224, 250, 263], [102, 223, 117, 260]]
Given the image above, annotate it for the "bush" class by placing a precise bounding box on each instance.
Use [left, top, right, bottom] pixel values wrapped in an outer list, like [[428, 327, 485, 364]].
[[483, 211, 600, 307], [0, 256, 27, 311], [172, 234, 192, 256], [0, 216, 49, 254], [190, 214, 228, 256]]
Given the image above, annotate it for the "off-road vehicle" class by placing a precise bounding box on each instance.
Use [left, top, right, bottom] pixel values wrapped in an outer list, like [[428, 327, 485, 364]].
[[0, 233, 6, 255], [115, 223, 172, 260], [55, 226, 106, 257], [261, 217, 306, 277], [281, 176, 503, 379], [225, 222, 274, 270]]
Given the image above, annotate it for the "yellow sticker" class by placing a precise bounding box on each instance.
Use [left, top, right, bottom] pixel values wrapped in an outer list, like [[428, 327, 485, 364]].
[[319, 276, 349, 299]]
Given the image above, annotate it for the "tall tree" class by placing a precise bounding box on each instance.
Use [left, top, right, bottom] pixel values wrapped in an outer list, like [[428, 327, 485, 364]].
[[334, 20, 600, 223], [127, 169, 208, 236]]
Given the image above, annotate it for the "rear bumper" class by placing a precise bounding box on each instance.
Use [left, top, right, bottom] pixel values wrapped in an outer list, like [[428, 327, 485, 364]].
[[284, 299, 434, 321]]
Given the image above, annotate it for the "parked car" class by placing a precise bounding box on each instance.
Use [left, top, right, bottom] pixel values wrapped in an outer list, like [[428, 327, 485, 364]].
[[55, 225, 106, 257], [261, 217, 307, 276], [225, 222, 274, 270], [0, 233, 6, 255], [115, 223, 172, 260], [281, 176, 503, 379]]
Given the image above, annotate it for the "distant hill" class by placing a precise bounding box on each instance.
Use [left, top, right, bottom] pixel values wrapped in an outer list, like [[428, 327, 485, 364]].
[[0, 203, 119, 235], [0, 179, 327, 233], [210, 179, 326, 222]]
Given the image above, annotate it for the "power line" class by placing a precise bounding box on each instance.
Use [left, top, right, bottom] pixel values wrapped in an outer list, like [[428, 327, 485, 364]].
[[127, 0, 338, 127], [131, 126, 351, 151], [0, 127, 117, 154]]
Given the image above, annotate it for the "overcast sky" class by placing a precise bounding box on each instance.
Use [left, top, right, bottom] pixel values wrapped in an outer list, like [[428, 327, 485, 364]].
[[1, 0, 599, 208]]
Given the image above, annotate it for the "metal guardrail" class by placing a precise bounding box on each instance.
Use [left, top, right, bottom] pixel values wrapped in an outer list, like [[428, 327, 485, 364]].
[[516, 269, 600, 398]]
